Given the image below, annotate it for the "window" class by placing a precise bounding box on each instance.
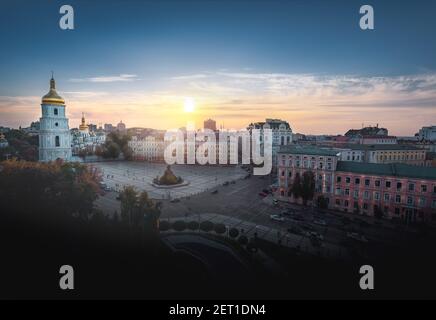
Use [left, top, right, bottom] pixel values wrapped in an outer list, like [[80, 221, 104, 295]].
[[363, 203, 368, 210], [374, 192, 380, 200], [407, 196, 414, 205], [55, 136, 60, 147], [395, 195, 401, 203], [397, 182, 402, 191], [54, 108, 58, 115], [335, 188, 341, 195], [384, 193, 390, 202], [353, 190, 359, 199], [395, 208, 400, 215], [55, 122, 59, 127], [421, 185, 427, 193], [345, 188, 350, 196], [432, 200, 436, 209], [364, 190, 370, 199], [365, 179, 370, 186], [335, 199, 341, 205], [344, 200, 349, 207], [386, 181, 391, 188], [345, 177, 351, 184], [408, 183, 415, 192], [375, 180, 381, 187], [419, 197, 426, 207], [433, 185, 436, 194], [355, 178, 360, 185], [288, 171, 292, 177], [337, 176, 342, 183]]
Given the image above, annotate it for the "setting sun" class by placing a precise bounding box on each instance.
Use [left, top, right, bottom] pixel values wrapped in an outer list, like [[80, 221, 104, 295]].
[[183, 97, 195, 113]]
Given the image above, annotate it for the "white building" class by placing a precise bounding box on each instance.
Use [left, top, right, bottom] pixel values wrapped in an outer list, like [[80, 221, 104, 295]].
[[129, 135, 167, 162], [38, 76, 72, 162], [418, 126, 436, 142], [248, 118, 293, 168]]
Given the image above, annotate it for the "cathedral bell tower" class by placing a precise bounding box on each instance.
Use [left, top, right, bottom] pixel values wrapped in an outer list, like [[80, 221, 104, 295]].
[[38, 74, 72, 162]]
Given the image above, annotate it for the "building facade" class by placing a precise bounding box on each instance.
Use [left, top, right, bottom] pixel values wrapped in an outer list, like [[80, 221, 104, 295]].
[[337, 144, 426, 166], [418, 126, 436, 142], [38, 76, 72, 162], [277, 146, 436, 224], [360, 135, 397, 145], [129, 136, 167, 162], [248, 118, 293, 169]]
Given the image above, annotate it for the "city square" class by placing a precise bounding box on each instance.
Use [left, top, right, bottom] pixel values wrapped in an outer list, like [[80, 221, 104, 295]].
[[94, 161, 248, 200]]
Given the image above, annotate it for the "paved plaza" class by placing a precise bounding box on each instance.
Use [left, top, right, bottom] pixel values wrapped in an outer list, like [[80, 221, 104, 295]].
[[92, 161, 247, 200]]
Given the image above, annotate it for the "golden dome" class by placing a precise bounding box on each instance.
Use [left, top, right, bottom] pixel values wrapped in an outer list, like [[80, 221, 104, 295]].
[[79, 112, 88, 131], [42, 76, 65, 105]]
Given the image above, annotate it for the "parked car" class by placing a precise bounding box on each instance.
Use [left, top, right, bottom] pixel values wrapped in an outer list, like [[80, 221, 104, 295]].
[[223, 181, 229, 186], [270, 214, 285, 222], [313, 219, 327, 226], [262, 189, 270, 194], [170, 198, 180, 203], [230, 180, 236, 184], [259, 192, 268, 197], [211, 190, 218, 194]]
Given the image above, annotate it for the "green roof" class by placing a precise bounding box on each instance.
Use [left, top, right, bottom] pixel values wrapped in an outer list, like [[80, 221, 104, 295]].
[[278, 145, 339, 157], [336, 161, 436, 180]]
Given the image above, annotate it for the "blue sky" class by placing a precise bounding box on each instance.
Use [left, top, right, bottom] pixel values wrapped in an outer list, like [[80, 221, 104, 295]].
[[1, 0, 436, 134]]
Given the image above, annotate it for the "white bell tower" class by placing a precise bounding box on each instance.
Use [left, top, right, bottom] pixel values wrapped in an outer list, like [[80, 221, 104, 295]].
[[38, 75, 72, 162]]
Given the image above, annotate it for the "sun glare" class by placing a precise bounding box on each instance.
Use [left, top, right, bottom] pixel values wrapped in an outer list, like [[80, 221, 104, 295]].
[[183, 97, 195, 113]]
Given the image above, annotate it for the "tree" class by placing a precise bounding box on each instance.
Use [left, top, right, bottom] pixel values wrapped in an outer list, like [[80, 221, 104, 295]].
[[0, 159, 100, 221], [119, 186, 138, 225], [291, 171, 315, 206], [317, 195, 329, 209], [119, 187, 161, 230]]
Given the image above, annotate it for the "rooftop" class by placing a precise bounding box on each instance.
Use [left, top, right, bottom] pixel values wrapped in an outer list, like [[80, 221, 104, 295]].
[[278, 145, 339, 157], [344, 144, 423, 151], [336, 161, 436, 180]]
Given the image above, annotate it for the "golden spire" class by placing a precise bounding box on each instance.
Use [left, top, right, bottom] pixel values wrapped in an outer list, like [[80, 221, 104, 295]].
[[42, 73, 65, 105], [79, 112, 88, 131]]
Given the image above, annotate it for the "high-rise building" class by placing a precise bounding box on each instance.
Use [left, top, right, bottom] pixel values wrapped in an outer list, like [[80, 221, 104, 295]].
[[38, 76, 72, 162]]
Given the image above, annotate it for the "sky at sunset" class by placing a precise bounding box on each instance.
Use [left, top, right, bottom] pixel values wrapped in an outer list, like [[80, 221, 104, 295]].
[[1, 0, 436, 135]]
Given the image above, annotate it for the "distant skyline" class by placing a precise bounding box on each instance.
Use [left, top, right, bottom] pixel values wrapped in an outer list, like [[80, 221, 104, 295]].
[[1, 0, 436, 135]]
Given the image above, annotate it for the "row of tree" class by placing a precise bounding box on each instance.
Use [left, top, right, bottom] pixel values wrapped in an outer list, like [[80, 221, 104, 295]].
[[95, 132, 133, 160]]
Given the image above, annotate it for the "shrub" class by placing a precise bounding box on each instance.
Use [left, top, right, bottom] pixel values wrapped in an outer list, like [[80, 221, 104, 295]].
[[172, 220, 186, 231], [229, 228, 239, 238], [200, 221, 214, 232], [187, 221, 199, 230], [214, 223, 226, 234]]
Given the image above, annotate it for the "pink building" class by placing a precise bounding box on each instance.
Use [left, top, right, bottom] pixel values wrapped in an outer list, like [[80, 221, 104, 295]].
[[278, 146, 436, 224]]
